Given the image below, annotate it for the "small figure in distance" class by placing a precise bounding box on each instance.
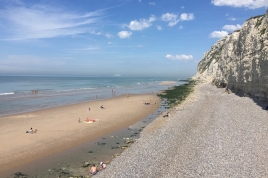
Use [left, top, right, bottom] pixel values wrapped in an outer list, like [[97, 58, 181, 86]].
[[32, 90, 38, 94], [100, 105, 105, 109], [90, 164, 97, 175], [78, 117, 81, 123], [88, 107, 91, 111], [27, 127, 33, 133], [99, 162, 106, 171], [163, 112, 170, 117], [26, 127, 37, 133]]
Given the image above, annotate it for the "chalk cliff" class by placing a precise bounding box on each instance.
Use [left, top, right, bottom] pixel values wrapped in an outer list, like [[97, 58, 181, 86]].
[[194, 11, 268, 100]]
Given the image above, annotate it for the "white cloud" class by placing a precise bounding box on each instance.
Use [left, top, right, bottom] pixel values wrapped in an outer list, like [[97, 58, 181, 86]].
[[105, 33, 113, 38], [179, 25, 183, 29], [181, 6, 185, 9], [228, 17, 237, 21], [90, 31, 112, 38], [90, 31, 102, 35], [137, 45, 143, 47], [209, 31, 228, 38], [149, 2, 156, 5], [117, 31, 132, 38], [180, 13, 194, 21], [157, 25, 162, 30], [0, 5, 104, 40], [161, 13, 179, 27], [211, 0, 268, 9], [128, 15, 156, 30], [165, 54, 193, 60], [223, 24, 242, 31]]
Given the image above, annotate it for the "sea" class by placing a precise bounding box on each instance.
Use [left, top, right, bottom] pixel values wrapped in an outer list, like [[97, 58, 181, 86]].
[[0, 76, 185, 116]]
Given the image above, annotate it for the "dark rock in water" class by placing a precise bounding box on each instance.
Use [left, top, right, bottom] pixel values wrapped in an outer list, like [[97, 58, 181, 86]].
[[83, 161, 90, 167], [88, 151, 94, 153], [98, 142, 106, 146], [59, 171, 71, 176], [125, 140, 134, 144], [120, 145, 129, 149], [14, 172, 28, 178], [116, 142, 120, 144]]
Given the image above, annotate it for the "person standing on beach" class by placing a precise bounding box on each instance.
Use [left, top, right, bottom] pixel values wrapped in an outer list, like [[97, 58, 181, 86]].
[[78, 118, 81, 123]]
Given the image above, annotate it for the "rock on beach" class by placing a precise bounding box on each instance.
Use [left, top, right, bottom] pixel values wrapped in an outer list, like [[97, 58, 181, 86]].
[[95, 83, 268, 178]]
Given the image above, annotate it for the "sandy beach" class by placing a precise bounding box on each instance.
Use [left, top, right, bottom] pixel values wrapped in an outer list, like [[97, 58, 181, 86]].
[[0, 94, 160, 175], [158, 81, 177, 85]]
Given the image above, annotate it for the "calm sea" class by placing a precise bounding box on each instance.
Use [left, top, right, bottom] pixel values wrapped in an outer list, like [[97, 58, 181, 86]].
[[0, 76, 184, 116]]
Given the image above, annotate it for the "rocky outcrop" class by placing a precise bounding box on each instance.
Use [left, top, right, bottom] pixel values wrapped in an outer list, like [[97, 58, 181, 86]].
[[194, 11, 268, 100]]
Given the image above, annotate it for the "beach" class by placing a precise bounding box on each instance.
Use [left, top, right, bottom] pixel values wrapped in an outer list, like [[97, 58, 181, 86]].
[[95, 82, 268, 177], [0, 93, 161, 177]]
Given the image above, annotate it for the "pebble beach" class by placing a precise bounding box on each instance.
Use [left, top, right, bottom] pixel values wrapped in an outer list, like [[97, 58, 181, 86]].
[[95, 82, 268, 177]]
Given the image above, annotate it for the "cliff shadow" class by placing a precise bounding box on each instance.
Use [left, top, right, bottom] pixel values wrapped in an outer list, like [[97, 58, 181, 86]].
[[227, 88, 268, 111]]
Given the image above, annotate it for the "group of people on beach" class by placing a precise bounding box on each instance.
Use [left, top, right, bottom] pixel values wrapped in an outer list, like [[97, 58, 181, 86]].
[[78, 105, 105, 123], [89, 162, 106, 175]]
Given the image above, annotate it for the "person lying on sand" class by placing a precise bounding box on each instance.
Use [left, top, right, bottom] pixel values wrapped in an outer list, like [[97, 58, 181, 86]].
[[100, 105, 105, 109], [89, 164, 97, 175], [84, 118, 100, 123], [26, 128, 37, 133], [163, 112, 170, 117]]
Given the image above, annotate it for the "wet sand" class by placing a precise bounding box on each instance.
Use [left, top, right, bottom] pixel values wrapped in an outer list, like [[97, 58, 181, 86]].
[[158, 81, 176, 85], [0, 94, 160, 176]]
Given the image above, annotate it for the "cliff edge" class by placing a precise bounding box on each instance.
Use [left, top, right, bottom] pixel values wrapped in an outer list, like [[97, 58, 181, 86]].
[[194, 10, 268, 100]]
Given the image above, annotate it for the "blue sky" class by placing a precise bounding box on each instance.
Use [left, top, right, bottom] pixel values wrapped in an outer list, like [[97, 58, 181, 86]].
[[0, 0, 267, 78]]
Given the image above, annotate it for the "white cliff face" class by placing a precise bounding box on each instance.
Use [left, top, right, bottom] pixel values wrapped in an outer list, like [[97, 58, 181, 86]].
[[194, 11, 268, 100]]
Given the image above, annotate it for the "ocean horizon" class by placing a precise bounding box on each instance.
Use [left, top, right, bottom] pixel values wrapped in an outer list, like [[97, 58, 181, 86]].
[[0, 76, 186, 116]]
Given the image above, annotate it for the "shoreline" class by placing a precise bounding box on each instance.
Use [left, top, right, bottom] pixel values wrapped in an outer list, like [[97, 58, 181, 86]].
[[0, 78, 180, 117], [0, 93, 161, 177]]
